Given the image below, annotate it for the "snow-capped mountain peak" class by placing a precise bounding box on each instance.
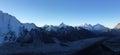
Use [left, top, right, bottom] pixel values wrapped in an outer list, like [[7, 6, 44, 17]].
[[59, 22, 68, 28], [93, 24, 105, 30], [115, 23, 120, 29], [93, 24, 109, 33], [82, 23, 109, 33], [83, 23, 93, 31]]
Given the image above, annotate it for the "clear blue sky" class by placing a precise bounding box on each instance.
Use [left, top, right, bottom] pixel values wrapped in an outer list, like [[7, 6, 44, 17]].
[[0, 0, 120, 28]]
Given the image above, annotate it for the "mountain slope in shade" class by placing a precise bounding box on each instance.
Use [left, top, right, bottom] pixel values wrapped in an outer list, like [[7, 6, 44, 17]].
[[114, 23, 120, 29]]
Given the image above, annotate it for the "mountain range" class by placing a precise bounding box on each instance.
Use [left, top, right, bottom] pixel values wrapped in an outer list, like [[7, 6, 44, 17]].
[[0, 11, 120, 55]]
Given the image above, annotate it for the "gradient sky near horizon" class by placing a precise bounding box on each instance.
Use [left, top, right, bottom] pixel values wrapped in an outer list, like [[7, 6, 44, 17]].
[[0, 0, 120, 28]]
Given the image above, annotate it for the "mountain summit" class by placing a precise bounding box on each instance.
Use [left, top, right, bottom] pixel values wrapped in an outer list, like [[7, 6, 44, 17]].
[[115, 23, 120, 29], [59, 22, 68, 28]]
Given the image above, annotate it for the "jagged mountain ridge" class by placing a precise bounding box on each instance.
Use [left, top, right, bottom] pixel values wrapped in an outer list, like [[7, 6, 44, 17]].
[[0, 11, 111, 44], [82, 23, 109, 34], [43, 23, 109, 33]]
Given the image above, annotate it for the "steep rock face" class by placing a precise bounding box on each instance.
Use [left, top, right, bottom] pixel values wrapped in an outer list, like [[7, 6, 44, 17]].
[[0, 11, 36, 43], [0, 11, 21, 37]]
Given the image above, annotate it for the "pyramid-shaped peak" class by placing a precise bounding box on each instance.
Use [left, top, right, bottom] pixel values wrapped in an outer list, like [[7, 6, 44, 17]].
[[59, 22, 68, 28], [60, 22, 66, 26]]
